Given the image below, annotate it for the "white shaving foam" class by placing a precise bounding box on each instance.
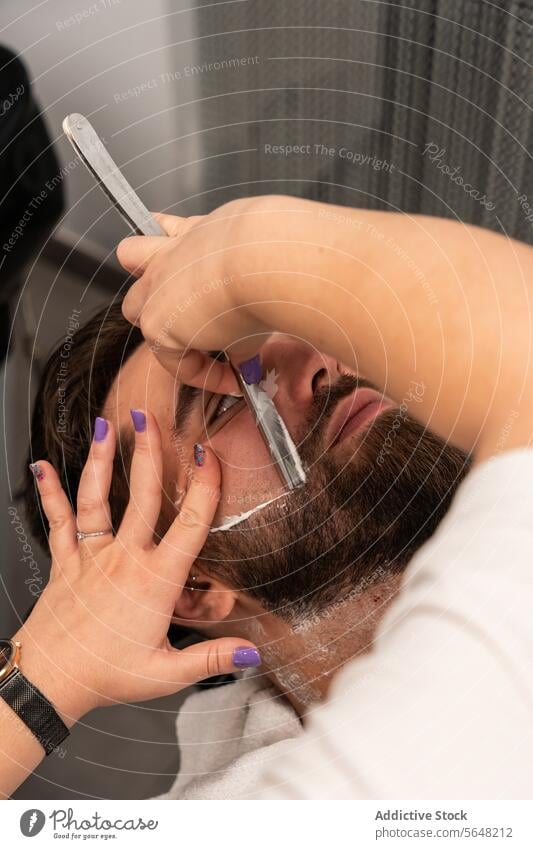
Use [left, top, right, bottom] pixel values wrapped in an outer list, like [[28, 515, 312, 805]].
[[209, 492, 289, 533]]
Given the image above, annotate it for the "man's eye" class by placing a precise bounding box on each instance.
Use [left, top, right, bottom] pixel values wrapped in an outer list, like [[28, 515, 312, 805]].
[[212, 394, 240, 422]]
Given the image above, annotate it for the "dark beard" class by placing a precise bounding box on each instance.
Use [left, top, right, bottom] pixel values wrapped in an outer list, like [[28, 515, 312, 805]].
[[198, 376, 470, 622]]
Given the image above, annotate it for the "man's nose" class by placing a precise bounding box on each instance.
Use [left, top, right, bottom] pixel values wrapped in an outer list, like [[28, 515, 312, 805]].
[[260, 337, 342, 408]]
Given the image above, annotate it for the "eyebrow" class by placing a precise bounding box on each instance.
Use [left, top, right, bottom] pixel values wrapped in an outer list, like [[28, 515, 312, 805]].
[[173, 384, 201, 436], [172, 350, 225, 435]]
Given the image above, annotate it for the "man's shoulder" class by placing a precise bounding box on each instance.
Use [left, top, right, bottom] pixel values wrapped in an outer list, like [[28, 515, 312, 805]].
[[158, 673, 302, 799]]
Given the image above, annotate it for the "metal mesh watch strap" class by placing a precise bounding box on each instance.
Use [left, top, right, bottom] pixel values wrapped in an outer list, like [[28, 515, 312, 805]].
[[0, 670, 69, 755]]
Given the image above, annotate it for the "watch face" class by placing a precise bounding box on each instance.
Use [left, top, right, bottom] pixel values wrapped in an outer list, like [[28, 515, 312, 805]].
[[0, 640, 13, 672]]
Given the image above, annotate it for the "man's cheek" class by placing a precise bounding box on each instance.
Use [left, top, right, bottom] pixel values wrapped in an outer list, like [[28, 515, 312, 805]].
[[213, 426, 285, 521]]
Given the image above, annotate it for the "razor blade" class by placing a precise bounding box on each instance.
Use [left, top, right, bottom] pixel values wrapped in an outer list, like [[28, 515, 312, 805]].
[[62, 113, 306, 491]]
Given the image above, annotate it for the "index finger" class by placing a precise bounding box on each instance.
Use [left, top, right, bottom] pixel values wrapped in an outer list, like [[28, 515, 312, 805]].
[[155, 444, 221, 580], [155, 348, 240, 396], [151, 212, 204, 238]]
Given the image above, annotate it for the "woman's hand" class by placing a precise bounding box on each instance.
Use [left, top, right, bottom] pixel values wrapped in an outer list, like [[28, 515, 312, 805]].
[[117, 202, 272, 393], [16, 411, 260, 725]]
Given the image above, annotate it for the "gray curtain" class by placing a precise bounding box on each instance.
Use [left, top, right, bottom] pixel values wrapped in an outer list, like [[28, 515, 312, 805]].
[[191, 0, 532, 242]]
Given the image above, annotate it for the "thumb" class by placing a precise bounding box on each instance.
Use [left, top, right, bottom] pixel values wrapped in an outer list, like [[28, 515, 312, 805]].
[[117, 235, 169, 277], [164, 638, 261, 687]]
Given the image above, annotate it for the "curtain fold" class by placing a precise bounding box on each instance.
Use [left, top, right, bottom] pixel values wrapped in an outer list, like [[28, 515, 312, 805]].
[[192, 0, 532, 242]]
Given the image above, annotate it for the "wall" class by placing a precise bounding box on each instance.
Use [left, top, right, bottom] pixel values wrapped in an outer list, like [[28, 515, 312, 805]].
[[0, 0, 203, 259]]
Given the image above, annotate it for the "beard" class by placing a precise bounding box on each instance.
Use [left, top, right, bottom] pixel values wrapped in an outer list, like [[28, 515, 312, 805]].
[[198, 375, 470, 622]]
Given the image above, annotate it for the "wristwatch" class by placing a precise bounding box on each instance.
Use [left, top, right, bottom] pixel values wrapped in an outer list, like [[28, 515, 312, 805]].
[[0, 638, 69, 755]]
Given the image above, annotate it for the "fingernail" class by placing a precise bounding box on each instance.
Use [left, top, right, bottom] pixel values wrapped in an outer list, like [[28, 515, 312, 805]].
[[29, 463, 45, 481], [193, 443, 205, 467], [238, 354, 262, 385], [232, 646, 261, 669], [93, 417, 108, 442], [130, 409, 146, 433]]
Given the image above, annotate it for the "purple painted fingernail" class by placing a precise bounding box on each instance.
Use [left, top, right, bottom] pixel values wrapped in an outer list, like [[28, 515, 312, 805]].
[[232, 646, 261, 669], [29, 463, 45, 481], [130, 409, 146, 433], [238, 354, 262, 385], [94, 417, 108, 442], [193, 443, 205, 467]]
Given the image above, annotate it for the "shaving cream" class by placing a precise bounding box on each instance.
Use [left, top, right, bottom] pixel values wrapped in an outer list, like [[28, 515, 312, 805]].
[[209, 492, 289, 533]]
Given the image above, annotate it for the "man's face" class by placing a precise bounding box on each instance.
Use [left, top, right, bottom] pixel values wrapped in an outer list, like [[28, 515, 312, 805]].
[[103, 333, 467, 620], [103, 334, 393, 529]]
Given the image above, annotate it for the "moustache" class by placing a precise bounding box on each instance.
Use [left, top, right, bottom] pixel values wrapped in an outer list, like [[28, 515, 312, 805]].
[[296, 373, 380, 452]]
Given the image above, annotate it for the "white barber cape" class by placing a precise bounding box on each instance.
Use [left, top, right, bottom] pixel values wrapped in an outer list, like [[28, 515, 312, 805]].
[[249, 449, 533, 798], [159, 672, 302, 799]]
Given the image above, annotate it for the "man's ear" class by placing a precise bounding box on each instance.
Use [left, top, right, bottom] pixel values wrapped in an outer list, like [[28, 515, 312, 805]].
[[173, 569, 238, 625]]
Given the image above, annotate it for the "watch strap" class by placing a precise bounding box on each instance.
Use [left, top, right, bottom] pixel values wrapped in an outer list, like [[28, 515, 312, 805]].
[[0, 669, 69, 755]]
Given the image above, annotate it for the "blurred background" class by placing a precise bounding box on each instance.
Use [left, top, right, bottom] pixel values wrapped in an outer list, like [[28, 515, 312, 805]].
[[0, 0, 531, 798]]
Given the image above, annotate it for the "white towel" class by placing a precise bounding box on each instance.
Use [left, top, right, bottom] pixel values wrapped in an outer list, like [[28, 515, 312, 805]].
[[159, 673, 302, 799]]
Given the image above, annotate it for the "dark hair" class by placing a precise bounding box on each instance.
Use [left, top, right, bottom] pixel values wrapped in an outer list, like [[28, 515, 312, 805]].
[[24, 302, 143, 549]]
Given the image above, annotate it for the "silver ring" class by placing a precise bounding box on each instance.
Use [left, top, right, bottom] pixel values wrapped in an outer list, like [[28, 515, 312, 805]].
[[76, 529, 113, 542]]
